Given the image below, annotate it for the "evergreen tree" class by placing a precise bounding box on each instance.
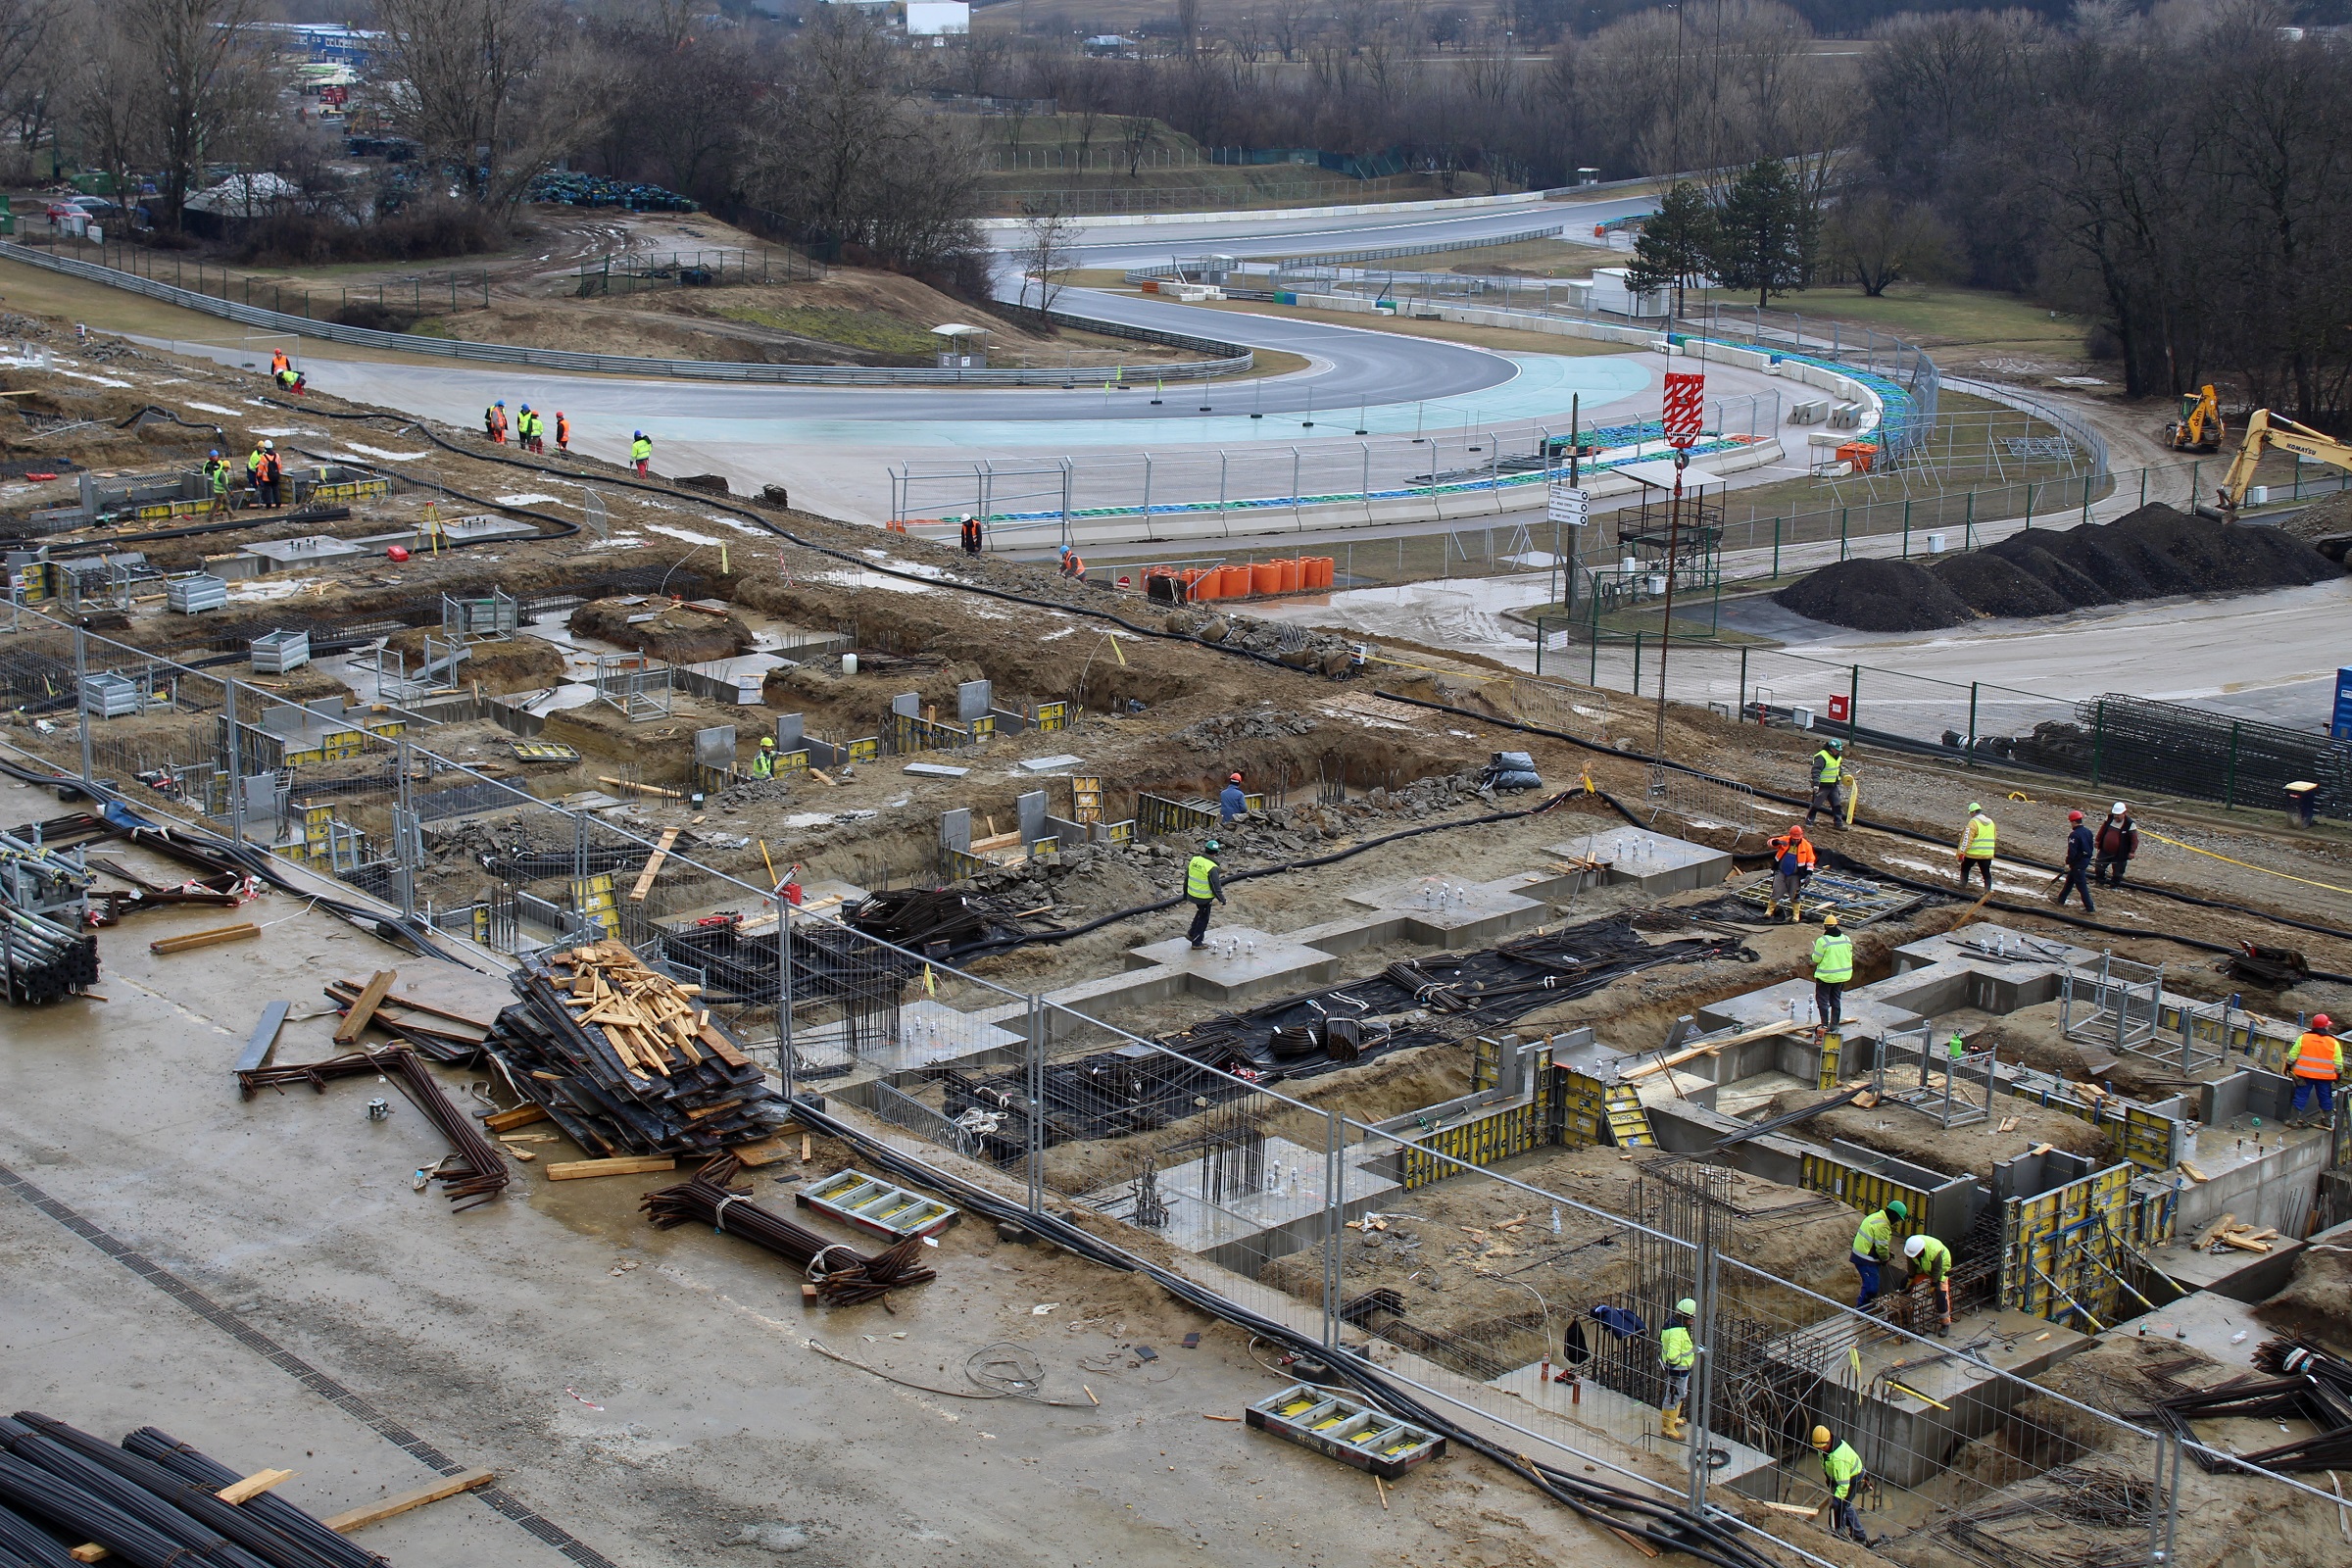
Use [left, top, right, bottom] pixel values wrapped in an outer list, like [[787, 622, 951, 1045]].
[[1626, 181, 1719, 318], [1713, 159, 1811, 312]]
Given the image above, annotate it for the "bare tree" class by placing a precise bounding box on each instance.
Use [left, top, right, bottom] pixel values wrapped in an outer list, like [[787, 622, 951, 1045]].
[[372, 0, 605, 212], [1015, 202, 1078, 312], [1826, 188, 1951, 296], [0, 0, 65, 173], [117, 0, 270, 232]]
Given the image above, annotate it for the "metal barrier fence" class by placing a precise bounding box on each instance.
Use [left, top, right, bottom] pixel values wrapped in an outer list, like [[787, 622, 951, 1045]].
[[889, 393, 1781, 540], [4, 600, 2340, 1564], [0, 239, 1252, 386]]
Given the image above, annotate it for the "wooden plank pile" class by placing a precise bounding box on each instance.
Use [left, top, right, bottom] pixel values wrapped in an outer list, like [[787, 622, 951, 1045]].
[[486, 941, 789, 1159]]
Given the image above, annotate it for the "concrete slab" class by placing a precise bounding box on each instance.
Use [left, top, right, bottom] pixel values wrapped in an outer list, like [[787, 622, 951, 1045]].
[[2141, 1230, 2305, 1304], [1696, 976, 1920, 1036], [1128, 927, 1343, 1003], [903, 761, 969, 777], [243, 534, 364, 566], [1488, 1362, 1781, 1499], [1078, 1137, 1399, 1276], [855, 998, 1027, 1073], [1346, 872, 1547, 947], [2116, 1289, 2273, 1374], [1546, 826, 1733, 895], [1770, 1306, 2092, 1488], [1018, 754, 1085, 772]]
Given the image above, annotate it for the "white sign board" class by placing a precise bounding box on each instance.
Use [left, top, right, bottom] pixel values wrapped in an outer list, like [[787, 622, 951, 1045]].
[[1546, 482, 1591, 526], [1543, 630, 1572, 652]]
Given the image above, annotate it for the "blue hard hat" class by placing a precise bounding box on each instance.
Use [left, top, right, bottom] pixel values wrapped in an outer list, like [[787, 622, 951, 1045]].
[[495, 399, 505, 407], [208, 449, 220, 457]]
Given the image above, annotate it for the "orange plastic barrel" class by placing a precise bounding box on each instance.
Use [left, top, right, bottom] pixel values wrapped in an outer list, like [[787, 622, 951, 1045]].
[[1215, 564, 1243, 597], [1275, 559, 1299, 593], [1310, 556, 1334, 588], [1179, 567, 1204, 600], [1250, 562, 1282, 597]]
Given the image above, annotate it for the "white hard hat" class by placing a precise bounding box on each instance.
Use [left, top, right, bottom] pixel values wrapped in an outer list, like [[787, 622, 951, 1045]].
[[1903, 1235, 1929, 1258], [2111, 803, 2128, 815]]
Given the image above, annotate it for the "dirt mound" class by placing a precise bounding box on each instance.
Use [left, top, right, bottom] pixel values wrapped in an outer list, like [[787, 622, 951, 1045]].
[[568, 598, 750, 662], [1772, 557, 1974, 631], [1780, 507, 2340, 631], [1927, 551, 2073, 618], [2256, 1244, 2352, 1355], [383, 627, 564, 693], [2278, 490, 2352, 541]]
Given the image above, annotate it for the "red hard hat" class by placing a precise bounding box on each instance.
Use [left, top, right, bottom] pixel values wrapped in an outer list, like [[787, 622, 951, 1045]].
[[385, 546, 410, 563], [1788, 823, 1804, 836], [2316, 1014, 2334, 1033], [1229, 772, 1243, 783], [2069, 809, 2083, 821]]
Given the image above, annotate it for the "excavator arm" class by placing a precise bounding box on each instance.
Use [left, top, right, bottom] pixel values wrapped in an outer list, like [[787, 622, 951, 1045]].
[[2216, 409, 2352, 514]]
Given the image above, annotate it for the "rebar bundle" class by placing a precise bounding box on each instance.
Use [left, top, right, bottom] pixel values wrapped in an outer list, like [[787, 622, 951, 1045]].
[[640, 1154, 936, 1305], [370, 1047, 510, 1210], [121, 1428, 383, 1568]]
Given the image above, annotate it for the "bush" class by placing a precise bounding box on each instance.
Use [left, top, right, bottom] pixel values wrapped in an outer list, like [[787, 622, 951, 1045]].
[[233, 203, 507, 268]]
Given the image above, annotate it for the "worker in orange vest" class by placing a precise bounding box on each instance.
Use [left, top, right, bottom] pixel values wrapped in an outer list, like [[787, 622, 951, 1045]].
[[2289, 1014, 2342, 1126], [270, 348, 289, 379], [1766, 823, 1816, 922], [555, 412, 569, 454]]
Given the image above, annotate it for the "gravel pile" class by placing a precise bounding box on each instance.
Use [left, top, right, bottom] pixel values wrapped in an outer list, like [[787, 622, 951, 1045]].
[[1772, 557, 1973, 631], [1777, 506, 2341, 632]]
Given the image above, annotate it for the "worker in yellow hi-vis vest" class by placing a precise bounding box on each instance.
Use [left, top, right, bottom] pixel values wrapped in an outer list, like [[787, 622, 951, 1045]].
[[1657, 1298, 1696, 1441], [1956, 802, 1996, 891]]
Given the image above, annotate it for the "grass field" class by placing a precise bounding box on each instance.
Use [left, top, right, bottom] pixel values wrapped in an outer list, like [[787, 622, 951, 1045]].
[[1193, 297, 1627, 357], [1691, 282, 2092, 365]]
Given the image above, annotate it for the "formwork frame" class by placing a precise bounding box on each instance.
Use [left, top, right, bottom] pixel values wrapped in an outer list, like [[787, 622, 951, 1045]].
[[2059, 952, 2168, 1062], [1873, 1022, 1995, 1130]]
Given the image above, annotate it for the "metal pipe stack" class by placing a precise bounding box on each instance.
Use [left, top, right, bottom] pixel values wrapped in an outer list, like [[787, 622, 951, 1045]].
[[0, 828, 99, 1005]]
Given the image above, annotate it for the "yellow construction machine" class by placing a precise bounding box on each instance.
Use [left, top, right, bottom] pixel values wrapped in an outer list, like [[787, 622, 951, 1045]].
[[2164, 385, 2223, 452], [2212, 408, 2352, 517]]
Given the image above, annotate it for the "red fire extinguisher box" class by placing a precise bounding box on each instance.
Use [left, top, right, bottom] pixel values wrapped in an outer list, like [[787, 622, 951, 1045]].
[[1826, 694, 1850, 723]]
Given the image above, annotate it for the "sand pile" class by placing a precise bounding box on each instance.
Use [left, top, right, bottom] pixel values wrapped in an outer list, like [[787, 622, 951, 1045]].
[[1774, 507, 2342, 632]]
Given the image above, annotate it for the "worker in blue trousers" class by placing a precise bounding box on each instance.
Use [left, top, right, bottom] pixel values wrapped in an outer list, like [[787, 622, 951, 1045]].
[[1850, 1198, 1907, 1309]]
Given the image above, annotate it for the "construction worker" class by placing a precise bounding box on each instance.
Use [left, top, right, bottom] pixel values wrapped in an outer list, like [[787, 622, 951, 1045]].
[[1805, 739, 1844, 828], [244, 439, 264, 495], [1810, 913, 1852, 1030], [2289, 1014, 2342, 1126], [1956, 802, 1996, 891], [486, 400, 508, 444], [1811, 1426, 1872, 1544], [1850, 1198, 1907, 1309], [959, 515, 984, 556], [257, 440, 282, 510], [751, 735, 777, 779], [1185, 838, 1226, 949], [2059, 809, 2096, 912], [1657, 1298, 1696, 1440], [1905, 1232, 1954, 1337], [1219, 771, 1247, 825], [631, 430, 652, 475], [270, 348, 288, 379], [203, 451, 230, 516], [2094, 802, 2138, 888], [514, 404, 534, 453], [555, 412, 570, 454], [1058, 544, 1086, 581], [1766, 822, 1815, 921]]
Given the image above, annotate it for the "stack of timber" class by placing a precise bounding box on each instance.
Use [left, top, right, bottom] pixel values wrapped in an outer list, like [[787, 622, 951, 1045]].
[[321, 971, 493, 1065], [486, 941, 789, 1159]]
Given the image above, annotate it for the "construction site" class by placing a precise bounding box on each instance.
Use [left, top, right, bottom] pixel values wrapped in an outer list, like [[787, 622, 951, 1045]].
[[3, 290, 2352, 1568]]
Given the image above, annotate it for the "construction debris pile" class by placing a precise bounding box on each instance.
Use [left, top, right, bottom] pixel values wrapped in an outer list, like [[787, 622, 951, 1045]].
[[0, 1412, 386, 1568], [0, 827, 98, 1005], [2154, 1338, 2352, 1473], [640, 1154, 936, 1305], [487, 941, 790, 1158]]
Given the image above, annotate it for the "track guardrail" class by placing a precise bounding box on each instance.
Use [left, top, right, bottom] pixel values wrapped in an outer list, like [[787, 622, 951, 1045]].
[[0, 240, 1253, 386]]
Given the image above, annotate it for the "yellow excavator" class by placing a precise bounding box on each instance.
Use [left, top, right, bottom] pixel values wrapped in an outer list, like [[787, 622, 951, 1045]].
[[2212, 408, 2352, 518], [2164, 385, 2224, 452]]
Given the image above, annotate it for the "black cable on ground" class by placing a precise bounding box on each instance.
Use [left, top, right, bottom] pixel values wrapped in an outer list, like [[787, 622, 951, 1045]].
[[958, 789, 1584, 956], [783, 1098, 1787, 1568], [0, 751, 455, 963], [1380, 689, 2352, 951]]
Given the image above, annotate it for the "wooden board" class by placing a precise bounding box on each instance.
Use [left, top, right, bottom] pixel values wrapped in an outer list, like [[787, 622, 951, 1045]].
[[234, 1001, 291, 1076], [482, 1103, 551, 1133], [331, 977, 494, 1033], [628, 828, 681, 904], [546, 1156, 676, 1181], [216, 1468, 297, 1505], [1620, 1020, 1800, 1081], [333, 970, 399, 1045], [150, 923, 260, 955], [320, 1468, 496, 1534]]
